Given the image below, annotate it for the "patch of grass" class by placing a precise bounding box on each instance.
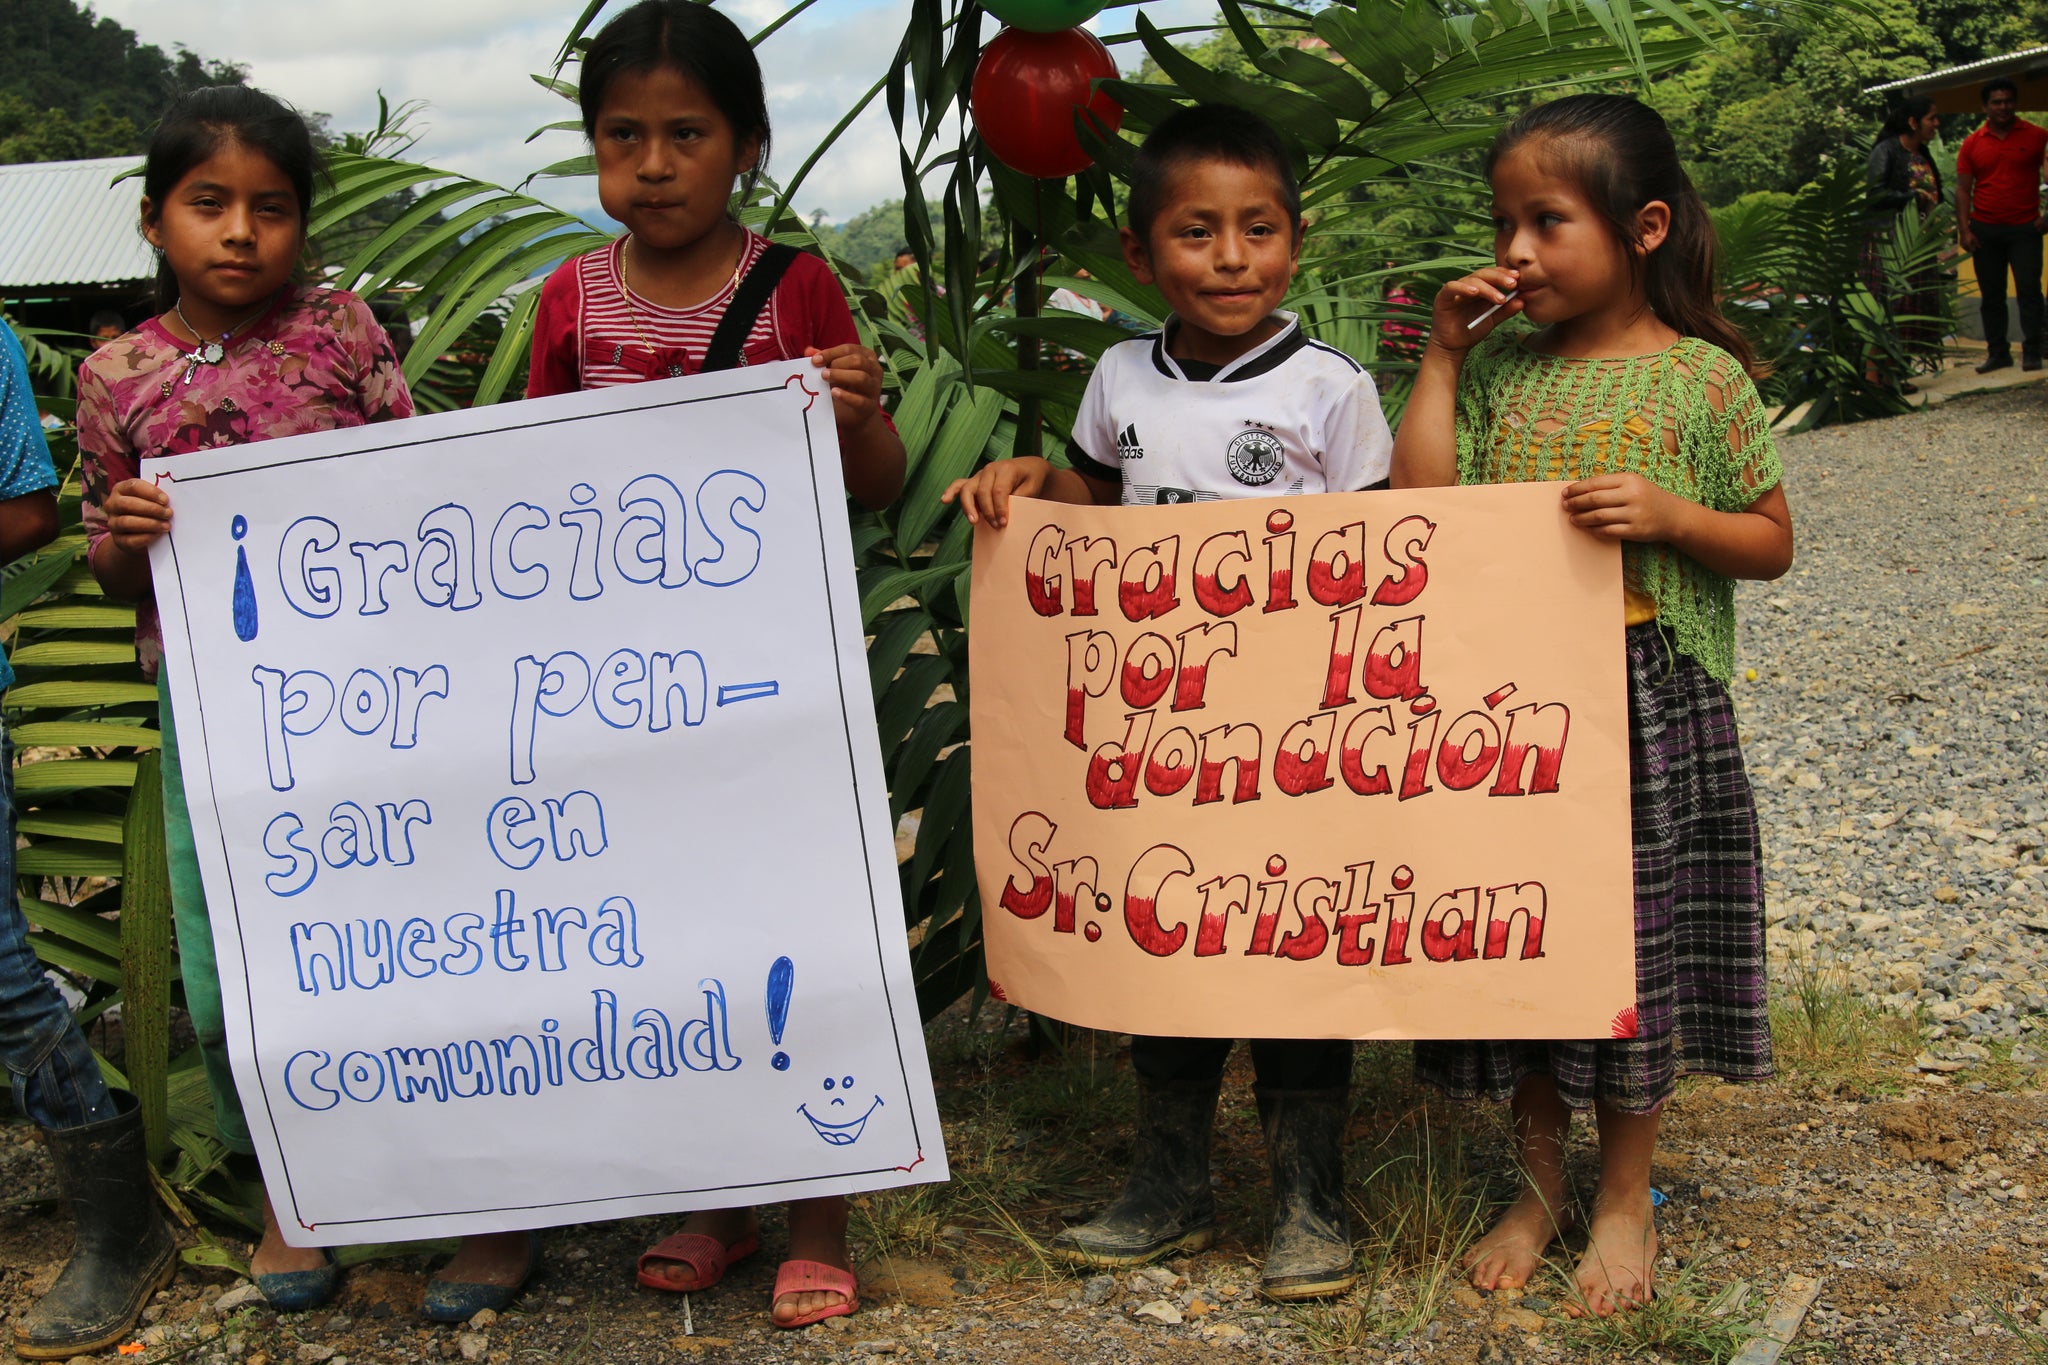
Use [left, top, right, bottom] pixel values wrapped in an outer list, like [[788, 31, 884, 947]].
[[1769, 943, 1919, 1081], [1292, 1299, 1373, 1354], [1962, 1036, 2048, 1095], [1992, 1302, 2048, 1362], [852, 1009, 1123, 1263], [1554, 1257, 1761, 1362], [1346, 1107, 1487, 1337]]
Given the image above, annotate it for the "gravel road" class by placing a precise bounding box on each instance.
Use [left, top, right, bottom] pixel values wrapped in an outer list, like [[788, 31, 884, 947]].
[[1738, 384, 2048, 1050], [3, 385, 2046, 1365]]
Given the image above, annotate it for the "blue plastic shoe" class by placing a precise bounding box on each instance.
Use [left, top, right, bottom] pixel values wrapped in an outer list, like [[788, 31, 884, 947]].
[[421, 1232, 542, 1323], [253, 1249, 339, 1312]]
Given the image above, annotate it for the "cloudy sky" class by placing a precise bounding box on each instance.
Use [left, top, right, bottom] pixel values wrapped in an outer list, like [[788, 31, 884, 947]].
[[91, 0, 1209, 227]]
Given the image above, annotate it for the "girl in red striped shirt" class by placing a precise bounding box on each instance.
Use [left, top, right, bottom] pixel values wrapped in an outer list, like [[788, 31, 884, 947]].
[[527, 0, 902, 1329], [527, 0, 903, 513]]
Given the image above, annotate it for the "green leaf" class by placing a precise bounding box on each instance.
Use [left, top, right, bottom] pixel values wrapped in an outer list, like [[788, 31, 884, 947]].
[[1133, 13, 1339, 149], [524, 119, 586, 144], [908, 747, 970, 894], [124, 749, 175, 1164], [13, 605, 135, 630], [972, 369, 1090, 407], [867, 609, 935, 702], [18, 837, 127, 878], [859, 562, 969, 626], [889, 700, 967, 819], [10, 721, 160, 749], [532, 154, 598, 180], [888, 359, 963, 484], [4, 681, 161, 710], [1037, 274, 1163, 330], [308, 161, 450, 238], [0, 543, 83, 620], [25, 929, 121, 982], [934, 817, 979, 940], [181, 1243, 250, 1275], [8, 641, 136, 668], [20, 896, 120, 959], [976, 314, 1133, 357], [12, 758, 138, 792], [530, 72, 583, 102], [17, 811, 126, 844], [472, 285, 543, 407], [874, 654, 952, 752], [897, 384, 1005, 552]]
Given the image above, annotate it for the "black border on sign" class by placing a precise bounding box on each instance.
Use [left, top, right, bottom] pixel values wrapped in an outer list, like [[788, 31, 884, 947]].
[[158, 377, 926, 1229]]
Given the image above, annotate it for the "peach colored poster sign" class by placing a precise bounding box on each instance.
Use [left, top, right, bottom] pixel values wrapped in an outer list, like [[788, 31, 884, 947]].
[[970, 484, 1636, 1040]]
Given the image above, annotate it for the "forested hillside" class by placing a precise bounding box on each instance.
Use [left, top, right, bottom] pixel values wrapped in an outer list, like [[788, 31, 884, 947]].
[[1654, 0, 2048, 205], [0, 0, 243, 163]]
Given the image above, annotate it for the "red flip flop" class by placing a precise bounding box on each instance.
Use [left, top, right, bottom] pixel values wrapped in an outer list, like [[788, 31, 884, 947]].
[[771, 1259, 858, 1329], [636, 1231, 759, 1293]]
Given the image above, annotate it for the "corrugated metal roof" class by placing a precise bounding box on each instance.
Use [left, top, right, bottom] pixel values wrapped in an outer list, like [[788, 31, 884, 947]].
[[1864, 46, 2048, 98], [0, 157, 153, 291]]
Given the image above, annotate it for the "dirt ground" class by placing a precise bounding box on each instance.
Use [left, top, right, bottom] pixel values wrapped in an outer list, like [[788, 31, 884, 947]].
[[6, 1018, 2048, 1365]]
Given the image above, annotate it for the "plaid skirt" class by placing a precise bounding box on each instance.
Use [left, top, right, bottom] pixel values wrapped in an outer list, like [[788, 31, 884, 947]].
[[1413, 623, 1772, 1114]]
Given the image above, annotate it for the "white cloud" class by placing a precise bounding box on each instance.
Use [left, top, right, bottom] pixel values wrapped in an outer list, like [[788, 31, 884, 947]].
[[87, 1, 1222, 224]]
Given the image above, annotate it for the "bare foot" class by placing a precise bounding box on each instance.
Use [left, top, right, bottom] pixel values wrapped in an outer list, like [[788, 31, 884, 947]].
[[1464, 1187, 1571, 1291], [641, 1208, 760, 1291], [1568, 1194, 1656, 1316], [433, 1232, 536, 1290], [772, 1196, 853, 1327], [252, 1190, 329, 1277]]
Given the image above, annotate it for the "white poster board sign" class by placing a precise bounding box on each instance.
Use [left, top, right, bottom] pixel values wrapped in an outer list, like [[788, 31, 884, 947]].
[[147, 362, 947, 1244]]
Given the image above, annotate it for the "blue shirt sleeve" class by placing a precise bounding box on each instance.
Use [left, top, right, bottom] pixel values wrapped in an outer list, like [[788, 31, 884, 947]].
[[0, 324, 59, 502], [0, 323, 61, 694]]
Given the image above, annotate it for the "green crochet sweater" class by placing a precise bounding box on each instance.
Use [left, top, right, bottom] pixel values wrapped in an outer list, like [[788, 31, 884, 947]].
[[1455, 334, 1783, 683]]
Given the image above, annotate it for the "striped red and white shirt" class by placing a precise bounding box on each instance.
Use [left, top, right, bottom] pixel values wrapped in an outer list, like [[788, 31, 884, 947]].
[[526, 230, 862, 396]]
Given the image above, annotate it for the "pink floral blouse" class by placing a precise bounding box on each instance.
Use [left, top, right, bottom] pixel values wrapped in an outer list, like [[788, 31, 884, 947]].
[[79, 285, 413, 677]]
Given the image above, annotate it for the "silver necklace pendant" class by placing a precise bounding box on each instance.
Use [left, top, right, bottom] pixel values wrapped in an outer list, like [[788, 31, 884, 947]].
[[182, 341, 224, 384]]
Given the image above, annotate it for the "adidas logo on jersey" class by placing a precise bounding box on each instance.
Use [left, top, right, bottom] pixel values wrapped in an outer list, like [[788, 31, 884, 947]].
[[1116, 423, 1144, 461]]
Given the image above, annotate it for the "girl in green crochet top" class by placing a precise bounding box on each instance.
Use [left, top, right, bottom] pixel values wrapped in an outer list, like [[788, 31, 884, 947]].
[[1393, 95, 1795, 1318]]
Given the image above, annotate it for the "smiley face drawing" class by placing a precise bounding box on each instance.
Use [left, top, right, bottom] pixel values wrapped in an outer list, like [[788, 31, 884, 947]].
[[798, 1074, 883, 1147]]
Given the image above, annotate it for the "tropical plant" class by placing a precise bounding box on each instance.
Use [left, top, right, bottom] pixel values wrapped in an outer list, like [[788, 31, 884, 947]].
[[1717, 157, 1955, 432], [6, 2, 1784, 1154], [0, 395, 261, 1234]]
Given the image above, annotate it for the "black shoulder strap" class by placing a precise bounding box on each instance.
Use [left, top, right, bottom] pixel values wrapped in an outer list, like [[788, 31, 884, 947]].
[[702, 242, 801, 372]]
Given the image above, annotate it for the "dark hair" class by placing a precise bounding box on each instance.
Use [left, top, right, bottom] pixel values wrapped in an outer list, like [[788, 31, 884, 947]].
[[1488, 94, 1756, 375], [142, 85, 319, 310], [87, 310, 124, 334], [1878, 95, 1939, 140], [1127, 103, 1301, 245], [579, 0, 771, 201], [1983, 77, 2020, 103]]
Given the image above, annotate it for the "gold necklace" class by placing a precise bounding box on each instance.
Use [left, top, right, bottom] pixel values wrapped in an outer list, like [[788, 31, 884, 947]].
[[616, 232, 748, 374]]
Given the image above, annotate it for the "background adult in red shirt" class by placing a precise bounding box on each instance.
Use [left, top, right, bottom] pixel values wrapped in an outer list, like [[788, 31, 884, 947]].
[[1956, 78, 2048, 373]]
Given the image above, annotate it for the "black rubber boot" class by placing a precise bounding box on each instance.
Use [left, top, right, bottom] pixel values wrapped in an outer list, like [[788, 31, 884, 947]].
[[1256, 1087, 1357, 1301], [13, 1091, 179, 1360], [1050, 1077, 1220, 1266]]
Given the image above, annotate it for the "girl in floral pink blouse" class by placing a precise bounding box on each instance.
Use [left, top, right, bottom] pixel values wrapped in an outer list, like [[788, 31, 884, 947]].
[[79, 87, 518, 1320]]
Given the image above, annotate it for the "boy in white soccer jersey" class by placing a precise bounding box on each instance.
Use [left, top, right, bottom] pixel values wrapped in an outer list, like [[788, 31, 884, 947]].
[[944, 103, 1391, 1301]]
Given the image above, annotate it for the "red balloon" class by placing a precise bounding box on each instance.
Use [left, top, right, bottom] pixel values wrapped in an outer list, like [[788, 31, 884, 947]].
[[970, 26, 1122, 179]]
